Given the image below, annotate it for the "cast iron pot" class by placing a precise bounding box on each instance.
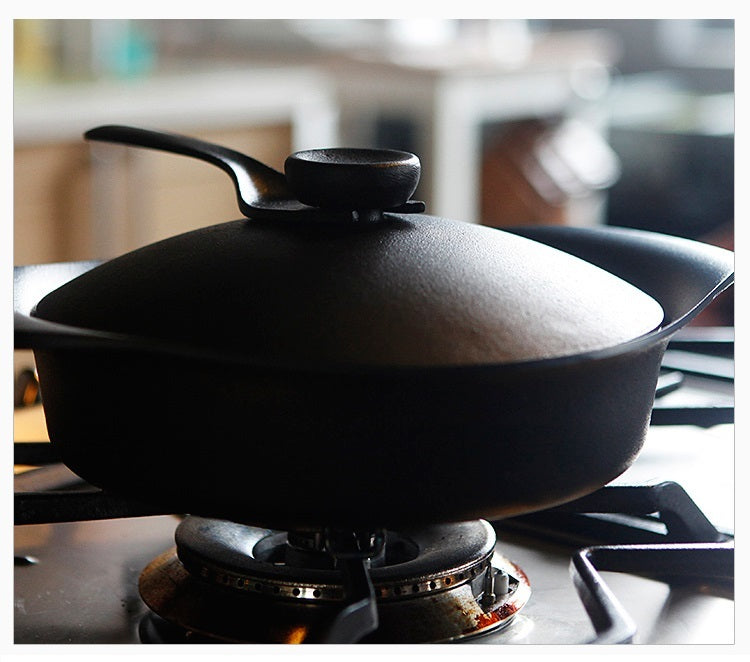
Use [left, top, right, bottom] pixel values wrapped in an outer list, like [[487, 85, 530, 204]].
[[14, 126, 734, 530]]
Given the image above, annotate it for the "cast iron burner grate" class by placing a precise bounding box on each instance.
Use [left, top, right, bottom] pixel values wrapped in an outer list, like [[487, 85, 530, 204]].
[[497, 481, 733, 643]]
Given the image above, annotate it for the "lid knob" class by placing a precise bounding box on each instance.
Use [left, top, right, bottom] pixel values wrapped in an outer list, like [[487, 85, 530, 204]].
[[284, 148, 420, 212]]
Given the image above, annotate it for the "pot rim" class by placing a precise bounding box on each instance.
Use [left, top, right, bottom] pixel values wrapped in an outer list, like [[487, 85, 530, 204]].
[[16, 268, 732, 377]]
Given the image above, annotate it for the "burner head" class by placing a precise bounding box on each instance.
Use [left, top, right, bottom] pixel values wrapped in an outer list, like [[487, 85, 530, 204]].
[[138, 517, 530, 643]]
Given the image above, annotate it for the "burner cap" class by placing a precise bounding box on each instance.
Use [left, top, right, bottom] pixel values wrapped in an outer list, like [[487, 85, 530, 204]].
[[139, 517, 530, 643], [173, 516, 497, 601]]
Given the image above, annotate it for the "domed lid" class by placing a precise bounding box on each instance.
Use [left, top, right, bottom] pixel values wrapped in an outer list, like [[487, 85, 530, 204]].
[[31, 126, 664, 368]]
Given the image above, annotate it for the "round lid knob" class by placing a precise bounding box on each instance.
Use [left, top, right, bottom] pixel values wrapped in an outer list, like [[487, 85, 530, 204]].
[[284, 148, 420, 211]]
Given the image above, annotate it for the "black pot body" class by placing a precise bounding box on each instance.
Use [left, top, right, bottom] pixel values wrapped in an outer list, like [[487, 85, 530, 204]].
[[21, 224, 733, 530], [34, 338, 666, 530]]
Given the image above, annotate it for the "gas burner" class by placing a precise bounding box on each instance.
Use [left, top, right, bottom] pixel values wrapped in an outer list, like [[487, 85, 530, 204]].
[[138, 517, 530, 643]]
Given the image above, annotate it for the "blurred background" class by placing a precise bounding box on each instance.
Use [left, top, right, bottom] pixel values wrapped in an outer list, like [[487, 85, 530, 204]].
[[13, 18, 734, 283]]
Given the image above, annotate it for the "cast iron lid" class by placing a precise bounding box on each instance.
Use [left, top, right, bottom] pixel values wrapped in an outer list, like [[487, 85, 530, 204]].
[[32, 126, 664, 368]]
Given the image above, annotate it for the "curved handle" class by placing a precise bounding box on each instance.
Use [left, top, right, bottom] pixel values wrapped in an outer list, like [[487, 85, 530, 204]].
[[85, 125, 295, 218], [14, 311, 129, 351], [14, 262, 166, 353], [85, 125, 425, 221], [506, 225, 734, 332]]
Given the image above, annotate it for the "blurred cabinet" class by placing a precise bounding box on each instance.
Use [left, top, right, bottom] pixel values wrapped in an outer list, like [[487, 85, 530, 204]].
[[86, 124, 293, 260], [333, 30, 618, 224], [14, 125, 292, 264], [14, 67, 338, 264], [15, 142, 93, 264]]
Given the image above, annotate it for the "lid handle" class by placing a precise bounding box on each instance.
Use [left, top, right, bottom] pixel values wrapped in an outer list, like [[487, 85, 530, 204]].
[[85, 125, 293, 218], [285, 148, 421, 214], [85, 125, 424, 221]]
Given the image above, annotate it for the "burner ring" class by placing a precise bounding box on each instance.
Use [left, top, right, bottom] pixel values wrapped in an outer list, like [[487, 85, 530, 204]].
[[173, 517, 497, 602], [139, 537, 531, 643]]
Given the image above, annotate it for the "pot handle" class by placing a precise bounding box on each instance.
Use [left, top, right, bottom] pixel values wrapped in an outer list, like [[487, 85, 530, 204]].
[[507, 225, 734, 332], [85, 125, 295, 218], [14, 311, 128, 351], [85, 125, 425, 220], [14, 262, 122, 350]]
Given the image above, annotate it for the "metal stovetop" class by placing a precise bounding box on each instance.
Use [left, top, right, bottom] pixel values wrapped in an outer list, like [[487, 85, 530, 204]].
[[13, 420, 734, 646]]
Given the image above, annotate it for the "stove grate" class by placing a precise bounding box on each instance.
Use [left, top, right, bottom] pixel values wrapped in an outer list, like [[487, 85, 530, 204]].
[[498, 482, 734, 643]]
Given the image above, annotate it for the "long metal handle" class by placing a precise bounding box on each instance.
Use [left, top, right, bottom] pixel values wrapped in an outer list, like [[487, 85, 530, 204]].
[[85, 125, 292, 217]]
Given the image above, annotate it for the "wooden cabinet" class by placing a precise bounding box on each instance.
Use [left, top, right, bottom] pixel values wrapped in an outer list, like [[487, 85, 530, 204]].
[[14, 67, 338, 264], [14, 142, 93, 264], [16, 124, 292, 264]]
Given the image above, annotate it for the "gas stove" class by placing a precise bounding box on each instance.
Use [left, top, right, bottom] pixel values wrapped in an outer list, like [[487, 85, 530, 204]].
[[13, 327, 734, 645]]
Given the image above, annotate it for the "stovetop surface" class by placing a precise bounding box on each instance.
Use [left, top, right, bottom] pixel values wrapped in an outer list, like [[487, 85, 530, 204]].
[[13, 421, 735, 646]]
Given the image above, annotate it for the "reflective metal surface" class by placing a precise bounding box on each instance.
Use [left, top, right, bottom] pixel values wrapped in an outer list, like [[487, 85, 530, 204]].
[[170, 517, 496, 602], [137, 545, 529, 643], [14, 422, 734, 645]]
